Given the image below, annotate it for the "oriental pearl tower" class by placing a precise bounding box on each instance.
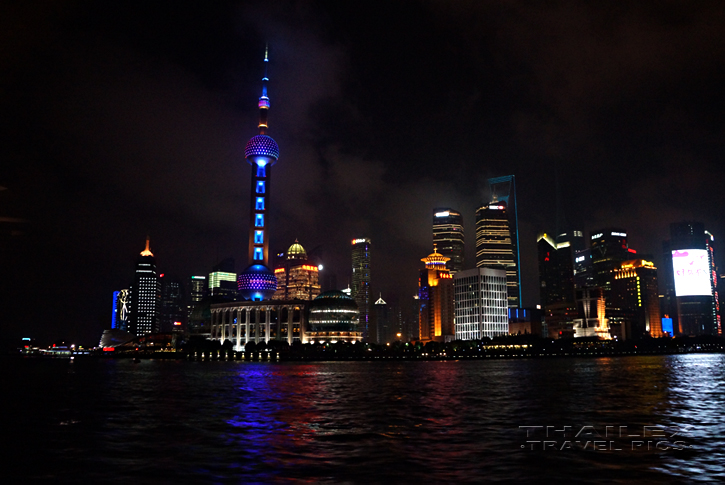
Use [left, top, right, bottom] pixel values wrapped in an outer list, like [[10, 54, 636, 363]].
[[237, 47, 279, 301]]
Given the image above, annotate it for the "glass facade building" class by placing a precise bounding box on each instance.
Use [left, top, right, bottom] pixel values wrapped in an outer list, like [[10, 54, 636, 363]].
[[475, 200, 519, 308], [453, 267, 509, 340], [432, 208, 464, 274], [351, 238, 371, 340]]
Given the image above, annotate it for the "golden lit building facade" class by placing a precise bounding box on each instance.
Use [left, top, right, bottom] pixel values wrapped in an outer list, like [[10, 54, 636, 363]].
[[273, 240, 321, 301], [612, 259, 662, 338], [475, 200, 519, 308], [418, 246, 454, 342]]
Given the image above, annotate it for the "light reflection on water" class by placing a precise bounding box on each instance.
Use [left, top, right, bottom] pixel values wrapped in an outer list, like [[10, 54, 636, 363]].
[[6, 354, 725, 482]]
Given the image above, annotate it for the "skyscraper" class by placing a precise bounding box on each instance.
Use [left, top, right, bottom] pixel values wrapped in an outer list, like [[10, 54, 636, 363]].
[[487, 175, 521, 304], [160, 274, 186, 332], [418, 245, 454, 342], [432, 208, 464, 274], [475, 200, 519, 308], [662, 222, 720, 336], [453, 267, 508, 340], [209, 257, 237, 299], [273, 240, 321, 300], [589, 228, 635, 332], [351, 238, 371, 340], [237, 47, 279, 301], [130, 237, 160, 336], [612, 259, 662, 338], [373, 294, 388, 344], [187, 275, 207, 318]]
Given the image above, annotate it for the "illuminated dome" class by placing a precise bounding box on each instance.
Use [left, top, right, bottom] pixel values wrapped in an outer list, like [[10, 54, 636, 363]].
[[237, 264, 278, 301], [308, 291, 359, 333], [245, 135, 279, 161], [287, 240, 307, 260]]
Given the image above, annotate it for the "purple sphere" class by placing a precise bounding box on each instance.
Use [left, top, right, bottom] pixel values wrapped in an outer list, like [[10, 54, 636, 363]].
[[245, 135, 279, 161]]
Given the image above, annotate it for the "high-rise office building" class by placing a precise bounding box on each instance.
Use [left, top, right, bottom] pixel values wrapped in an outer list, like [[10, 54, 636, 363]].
[[475, 200, 519, 308], [537, 231, 581, 337], [432, 208, 464, 274], [612, 259, 662, 338], [662, 222, 720, 336], [187, 275, 207, 317], [160, 274, 186, 332], [373, 294, 388, 344], [237, 47, 279, 301], [273, 240, 321, 300], [130, 237, 160, 336], [453, 267, 508, 340], [351, 238, 371, 340], [487, 175, 521, 304], [589, 228, 637, 331], [209, 257, 237, 299], [537, 232, 576, 309], [418, 246, 454, 342]]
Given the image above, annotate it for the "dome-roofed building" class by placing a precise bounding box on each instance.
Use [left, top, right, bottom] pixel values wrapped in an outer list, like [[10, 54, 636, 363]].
[[307, 290, 363, 343], [273, 239, 321, 301]]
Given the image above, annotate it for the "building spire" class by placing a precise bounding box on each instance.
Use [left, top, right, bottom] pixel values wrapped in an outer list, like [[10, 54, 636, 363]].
[[258, 44, 270, 134], [140, 236, 153, 257]]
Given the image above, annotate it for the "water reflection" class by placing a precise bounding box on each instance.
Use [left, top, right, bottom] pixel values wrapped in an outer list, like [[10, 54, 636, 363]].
[[7, 356, 725, 482]]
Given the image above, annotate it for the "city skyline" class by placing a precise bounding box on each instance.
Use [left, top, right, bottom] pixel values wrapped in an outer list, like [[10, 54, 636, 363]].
[[2, 2, 725, 343]]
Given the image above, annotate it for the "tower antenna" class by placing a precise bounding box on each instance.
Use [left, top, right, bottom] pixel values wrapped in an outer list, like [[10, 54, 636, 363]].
[[258, 43, 270, 134]]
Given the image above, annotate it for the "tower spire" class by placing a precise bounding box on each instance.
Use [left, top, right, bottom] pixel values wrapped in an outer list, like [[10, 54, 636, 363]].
[[140, 236, 153, 257], [258, 44, 270, 134]]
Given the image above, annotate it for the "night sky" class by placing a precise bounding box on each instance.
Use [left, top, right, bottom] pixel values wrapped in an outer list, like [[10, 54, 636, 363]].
[[2, 1, 725, 344]]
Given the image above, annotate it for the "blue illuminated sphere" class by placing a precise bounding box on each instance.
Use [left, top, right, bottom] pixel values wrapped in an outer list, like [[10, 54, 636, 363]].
[[245, 135, 279, 161], [238, 264, 278, 301]]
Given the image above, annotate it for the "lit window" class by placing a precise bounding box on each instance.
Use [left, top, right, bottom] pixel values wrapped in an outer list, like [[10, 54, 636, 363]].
[[254, 248, 263, 260], [256, 181, 265, 194], [256, 165, 266, 177], [255, 231, 264, 244], [255, 214, 264, 227], [256, 197, 265, 210]]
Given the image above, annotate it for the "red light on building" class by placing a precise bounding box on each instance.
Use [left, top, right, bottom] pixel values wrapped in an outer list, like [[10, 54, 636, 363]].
[[173, 321, 182, 326], [628, 248, 637, 253], [103, 347, 115, 352], [160, 273, 164, 277]]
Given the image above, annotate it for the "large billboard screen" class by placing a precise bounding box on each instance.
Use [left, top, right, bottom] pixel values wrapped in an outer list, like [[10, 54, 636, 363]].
[[672, 249, 711, 297]]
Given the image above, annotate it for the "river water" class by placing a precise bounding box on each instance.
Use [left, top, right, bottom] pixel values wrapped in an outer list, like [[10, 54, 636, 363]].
[[7, 354, 725, 483]]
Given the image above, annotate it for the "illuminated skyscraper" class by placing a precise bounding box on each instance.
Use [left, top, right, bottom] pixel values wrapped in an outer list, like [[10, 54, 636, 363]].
[[612, 259, 662, 338], [273, 240, 321, 300], [237, 47, 279, 301], [589, 228, 635, 332], [373, 294, 388, 344], [209, 257, 237, 299], [453, 267, 508, 340], [432, 208, 464, 274], [418, 245, 454, 342], [475, 200, 519, 308], [351, 238, 371, 340], [662, 222, 720, 336], [130, 237, 160, 336], [487, 176, 521, 304]]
